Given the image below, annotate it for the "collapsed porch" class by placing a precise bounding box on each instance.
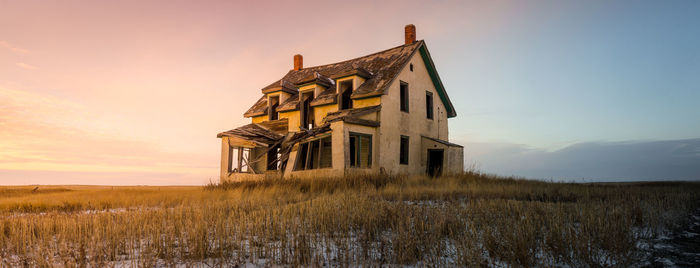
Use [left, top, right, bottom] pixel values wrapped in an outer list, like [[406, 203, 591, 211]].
[[217, 106, 382, 181]]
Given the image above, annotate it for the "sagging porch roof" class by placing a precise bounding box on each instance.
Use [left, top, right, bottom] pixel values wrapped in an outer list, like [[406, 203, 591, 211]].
[[322, 105, 381, 127], [217, 119, 288, 146]]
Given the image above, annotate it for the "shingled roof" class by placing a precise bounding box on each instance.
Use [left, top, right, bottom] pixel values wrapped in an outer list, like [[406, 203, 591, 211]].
[[245, 40, 457, 118]]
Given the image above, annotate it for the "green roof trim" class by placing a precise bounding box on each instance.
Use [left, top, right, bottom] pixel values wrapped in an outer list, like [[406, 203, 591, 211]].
[[418, 45, 457, 118]]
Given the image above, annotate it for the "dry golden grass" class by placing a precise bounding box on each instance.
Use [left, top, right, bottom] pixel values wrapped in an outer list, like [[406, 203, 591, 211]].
[[1, 172, 698, 267]]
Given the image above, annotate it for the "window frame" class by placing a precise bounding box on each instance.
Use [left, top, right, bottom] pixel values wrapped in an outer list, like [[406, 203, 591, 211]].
[[228, 146, 251, 173], [349, 132, 372, 168], [400, 81, 409, 113], [338, 80, 354, 110], [426, 91, 434, 120], [268, 95, 279, 121], [400, 135, 409, 165]]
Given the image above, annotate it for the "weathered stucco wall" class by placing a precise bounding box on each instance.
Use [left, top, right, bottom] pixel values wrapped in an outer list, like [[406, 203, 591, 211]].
[[252, 116, 266, 124], [314, 104, 338, 125], [378, 51, 454, 175], [279, 111, 300, 132], [353, 97, 381, 108]]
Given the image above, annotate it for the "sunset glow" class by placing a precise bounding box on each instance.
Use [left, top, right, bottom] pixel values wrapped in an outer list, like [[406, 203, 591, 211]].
[[1, 0, 698, 185]]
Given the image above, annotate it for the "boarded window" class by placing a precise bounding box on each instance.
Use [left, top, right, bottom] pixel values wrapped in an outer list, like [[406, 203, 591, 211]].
[[426, 91, 433, 120], [400, 81, 409, 112], [400, 135, 409, 165], [294, 135, 332, 171], [339, 80, 353, 110], [228, 146, 251, 173], [349, 133, 372, 168]]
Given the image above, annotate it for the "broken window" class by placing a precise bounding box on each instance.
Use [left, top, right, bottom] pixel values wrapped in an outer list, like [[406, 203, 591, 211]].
[[228, 146, 251, 173], [349, 133, 372, 168], [426, 91, 433, 120], [338, 80, 353, 110], [268, 96, 279, 121], [400, 135, 409, 165], [400, 81, 409, 112], [294, 135, 332, 171]]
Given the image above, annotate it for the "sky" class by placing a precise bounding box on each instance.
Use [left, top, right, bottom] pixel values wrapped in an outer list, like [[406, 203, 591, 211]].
[[1, 0, 698, 185]]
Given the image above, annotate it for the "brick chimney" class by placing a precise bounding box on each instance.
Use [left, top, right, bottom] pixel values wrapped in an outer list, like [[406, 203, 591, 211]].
[[405, 24, 416, 45], [293, 54, 303, 71]]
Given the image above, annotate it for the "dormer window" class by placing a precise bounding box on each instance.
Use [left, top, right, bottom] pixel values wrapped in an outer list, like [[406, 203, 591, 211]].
[[268, 96, 279, 121], [338, 80, 353, 110]]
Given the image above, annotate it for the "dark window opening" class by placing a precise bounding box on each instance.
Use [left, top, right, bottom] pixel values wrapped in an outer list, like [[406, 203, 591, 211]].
[[400, 135, 409, 165], [409, 63, 414, 72], [339, 80, 353, 110], [349, 132, 372, 168], [426, 91, 434, 120], [300, 92, 315, 129], [400, 81, 409, 112], [268, 96, 279, 121], [294, 136, 332, 171]]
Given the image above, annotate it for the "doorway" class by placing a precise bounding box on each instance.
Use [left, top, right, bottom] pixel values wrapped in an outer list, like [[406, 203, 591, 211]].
[[427, 149, 444, 177]]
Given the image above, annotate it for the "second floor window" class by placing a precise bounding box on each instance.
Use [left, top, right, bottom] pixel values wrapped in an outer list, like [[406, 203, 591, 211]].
[[339, 80, 353, 110], [426, 91, 433, 120], [268, 96, 279, 121], [400, 81, 409, 112]]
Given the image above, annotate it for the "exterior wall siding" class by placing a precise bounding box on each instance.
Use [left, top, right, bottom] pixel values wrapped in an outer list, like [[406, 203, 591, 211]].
[[379, 52, 451, 175]]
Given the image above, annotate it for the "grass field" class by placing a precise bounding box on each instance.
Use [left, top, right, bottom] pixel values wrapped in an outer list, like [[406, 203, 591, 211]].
[[1, 172, 698, 267]]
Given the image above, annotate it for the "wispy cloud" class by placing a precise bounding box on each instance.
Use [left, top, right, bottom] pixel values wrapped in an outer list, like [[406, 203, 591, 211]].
[[15, 62, 38, 70], [0, 40, 29, 54]]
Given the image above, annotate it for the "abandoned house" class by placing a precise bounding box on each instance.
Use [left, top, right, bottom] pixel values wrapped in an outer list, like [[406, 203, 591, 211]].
[[217, 24, 463, 181]]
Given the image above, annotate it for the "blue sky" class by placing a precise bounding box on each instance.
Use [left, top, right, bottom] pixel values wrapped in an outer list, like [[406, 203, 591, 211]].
[[437, 1, 700, 180]]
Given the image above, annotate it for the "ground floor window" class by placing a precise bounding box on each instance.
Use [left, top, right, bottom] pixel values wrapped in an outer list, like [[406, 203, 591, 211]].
[[267, 145, 281, 171], [349, 132, 372, 168], [228, 146, 251, 173], [400, 135, 409, 165], [294, 135, 332, 170]]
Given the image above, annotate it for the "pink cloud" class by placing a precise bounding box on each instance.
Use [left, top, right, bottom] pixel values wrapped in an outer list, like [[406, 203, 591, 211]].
[[15, 62, 37, 70], [0, 40, 29, 54]]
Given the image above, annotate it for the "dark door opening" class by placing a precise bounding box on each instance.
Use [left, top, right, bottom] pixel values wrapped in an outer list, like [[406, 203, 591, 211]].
[[427, 149, 444, 177], [267, 145, 280, 171]]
